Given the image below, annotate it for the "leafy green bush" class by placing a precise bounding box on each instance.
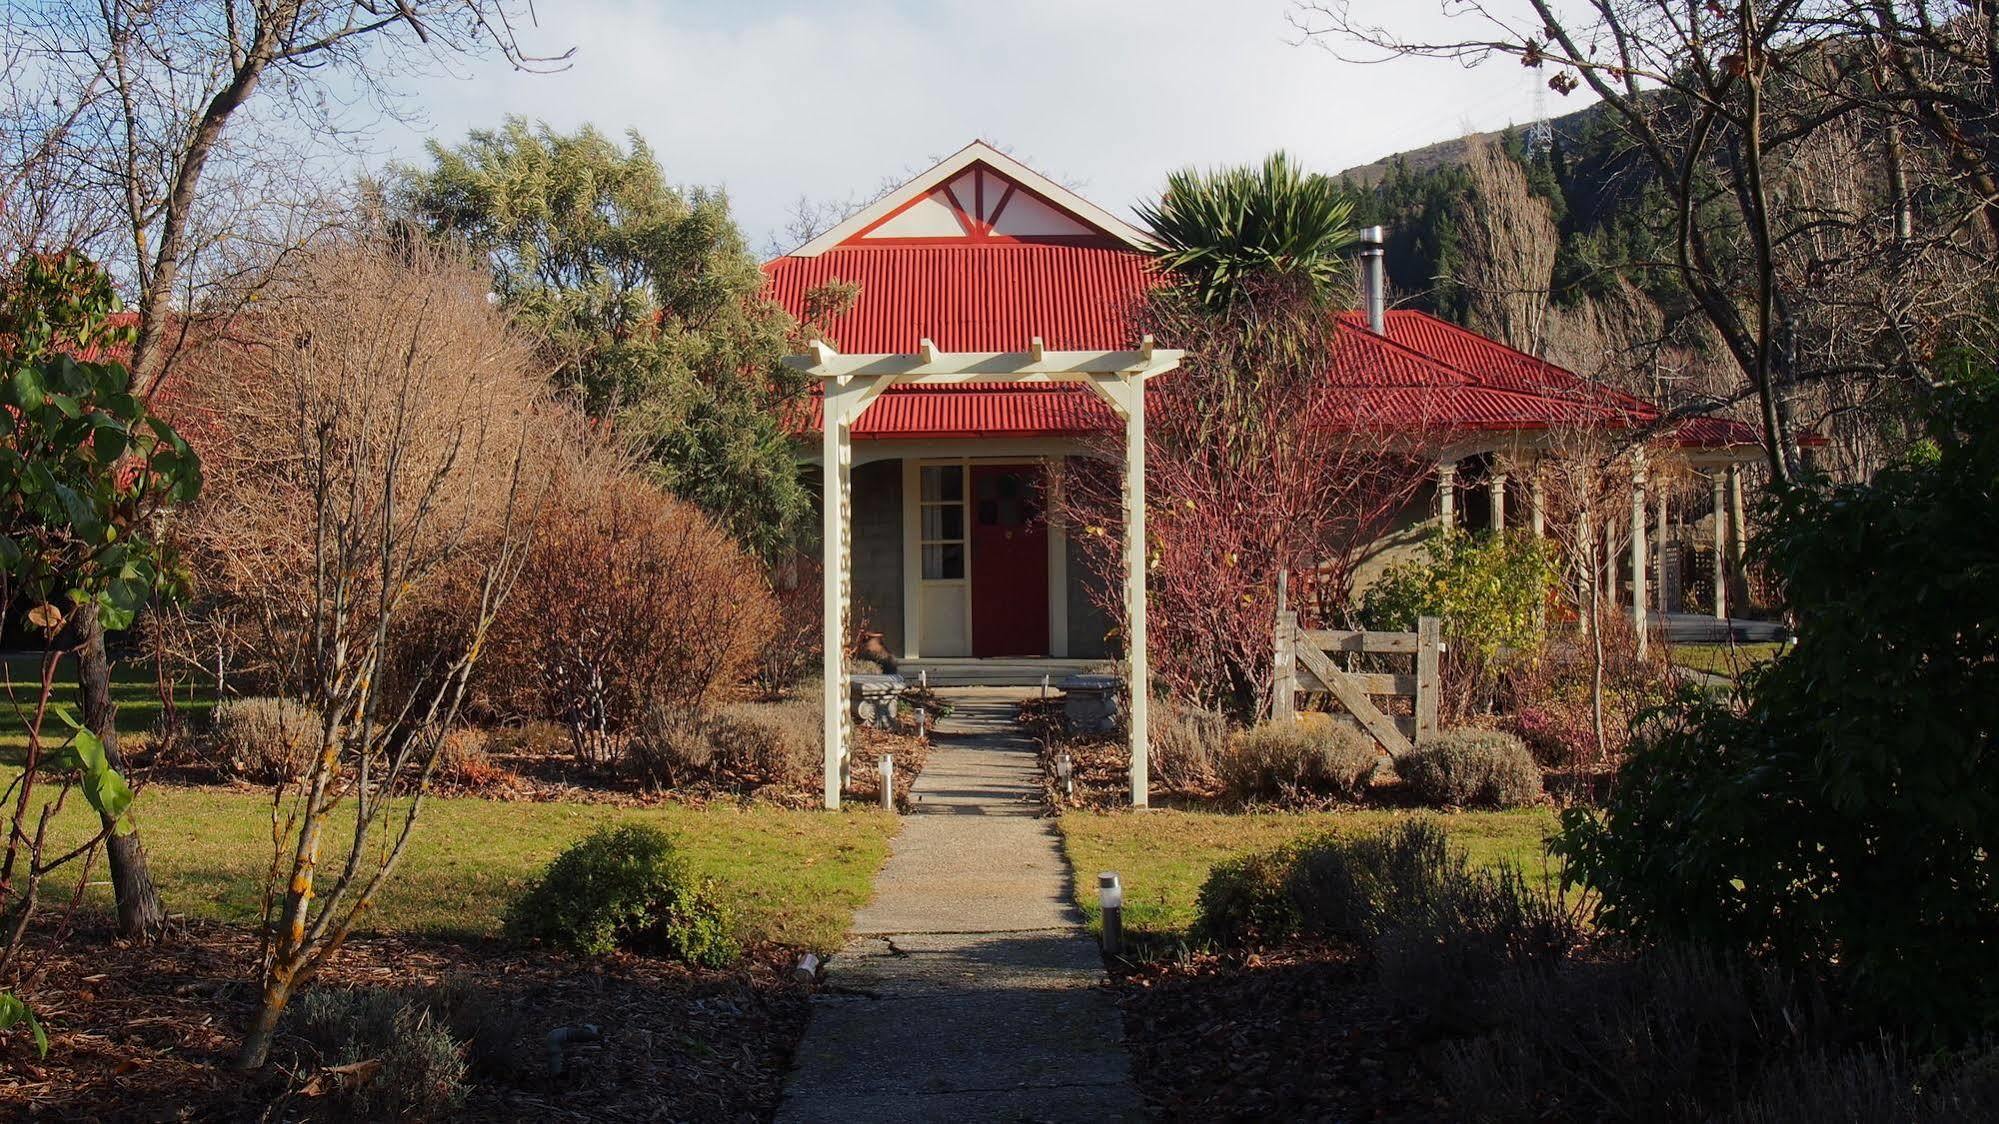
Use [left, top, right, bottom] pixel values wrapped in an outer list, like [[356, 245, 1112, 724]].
[[1361, 531, 1555, 664], [209, 696, 318, 783], [1191, 844, 1306, 948], [1217, 717, 1380, 803], [1401, 729, 1543, 808], [504, 824, 737, 965], [1555, 387, 1999, 1037]]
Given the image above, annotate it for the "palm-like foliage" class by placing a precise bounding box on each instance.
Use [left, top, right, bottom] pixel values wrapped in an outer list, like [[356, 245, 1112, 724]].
[[1138, 152, 1358, 309]]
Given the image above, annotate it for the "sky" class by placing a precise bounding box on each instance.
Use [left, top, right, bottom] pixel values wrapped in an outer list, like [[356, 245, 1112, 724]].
[[370, 0, 1570, 255]]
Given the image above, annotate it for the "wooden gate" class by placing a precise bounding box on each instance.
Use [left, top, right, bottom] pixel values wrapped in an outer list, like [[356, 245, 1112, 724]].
[[1271, 575, 1441, 758]]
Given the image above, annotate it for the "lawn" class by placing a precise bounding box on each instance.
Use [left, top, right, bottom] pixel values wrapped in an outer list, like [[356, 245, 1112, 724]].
[[0, 653, 212, 758], [15, 782, 898, 950], [1669, 641, 1787, 679], [1058, 807, 1560, 947]]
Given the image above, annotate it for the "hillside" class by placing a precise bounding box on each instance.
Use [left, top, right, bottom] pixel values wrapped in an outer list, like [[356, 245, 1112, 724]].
[[1337, 100, 1608, 186]]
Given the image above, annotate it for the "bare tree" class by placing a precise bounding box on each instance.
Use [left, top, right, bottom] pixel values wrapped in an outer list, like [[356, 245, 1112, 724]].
[[4, 0, 566, 940], [166, 237, 547, 1067], [1295, 1, 1999, 487]]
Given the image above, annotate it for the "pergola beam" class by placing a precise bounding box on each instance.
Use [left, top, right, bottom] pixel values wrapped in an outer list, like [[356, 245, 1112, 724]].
[[801, 339, 1180, 811]]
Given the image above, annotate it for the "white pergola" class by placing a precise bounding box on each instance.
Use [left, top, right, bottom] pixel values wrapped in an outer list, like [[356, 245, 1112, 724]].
[[786, 337, 1184, 810]]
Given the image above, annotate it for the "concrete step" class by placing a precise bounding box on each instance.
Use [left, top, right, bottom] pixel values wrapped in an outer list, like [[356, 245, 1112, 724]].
[[900, 658, 1114, 687]]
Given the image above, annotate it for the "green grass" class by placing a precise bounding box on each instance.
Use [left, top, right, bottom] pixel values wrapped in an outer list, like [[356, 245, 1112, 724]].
[[0, 654, 213, 759], [1669, 642, 1787, 679], [14, 781, 897, 950], [1058, 807, 1560, 945], [2, 656, 897, 949]]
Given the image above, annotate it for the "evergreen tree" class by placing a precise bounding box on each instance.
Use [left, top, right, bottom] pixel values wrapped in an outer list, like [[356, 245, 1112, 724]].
[[394, 118, 809, 559]]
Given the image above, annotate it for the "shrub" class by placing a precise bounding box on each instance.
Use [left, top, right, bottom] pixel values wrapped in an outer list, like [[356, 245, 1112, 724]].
[[1401, 729, 1542, 808], [1148, 700, 1229, 791], [715, 699, 819, 783], [628, 699, 818, 789], [504, 824, 737, 965], [629, 703, 716, 787], [479, 465, 778, 759], [1501, 617, 1672, 768], [358, 1005, 468, 1120], [1285, 818, 1458, 943], [434, 727, 507, 788], [286, 987, 468, 1119], [1191, 844, 1305, 948], [1556, 389, 1999, 1038], [483, 720, 570, 758], [208, 696, 318, 783], [1362, 530, 1557, 714], [1217, 717, 1380, 803]]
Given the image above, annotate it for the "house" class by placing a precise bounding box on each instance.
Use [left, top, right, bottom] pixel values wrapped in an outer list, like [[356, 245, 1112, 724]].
[[762, 141, 1763, 809]]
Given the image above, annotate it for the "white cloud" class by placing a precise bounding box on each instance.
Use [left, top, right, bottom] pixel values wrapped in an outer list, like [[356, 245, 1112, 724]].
[[373, 0, 1567, 250]]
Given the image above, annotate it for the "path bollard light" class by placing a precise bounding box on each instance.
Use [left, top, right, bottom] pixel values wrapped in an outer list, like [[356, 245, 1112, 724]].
[[1041, 673, 1050, 701], [916, 707, 927, 741], [880, 753, 895, 810], [1056, 752, 1074, 799], [792, 953, 821, 983], [1099, 871, 1124, 956]]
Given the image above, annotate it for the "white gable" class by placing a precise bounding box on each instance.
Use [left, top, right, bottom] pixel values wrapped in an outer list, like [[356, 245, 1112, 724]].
[[990, 190, 1096, 238], [868, 190, 969, 238], [784, 140, 1149, 257]]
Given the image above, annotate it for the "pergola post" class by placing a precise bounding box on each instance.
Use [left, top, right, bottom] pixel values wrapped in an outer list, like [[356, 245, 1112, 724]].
[[1711, 471, 1729, 621], [1529, 466, 1546, 538], [821, 379, 852, 810], [1123, 376, 1150, 808], [1630, 454, 1648, 656], [1489, 472, 1509, 533], [1437, 462, 1458, 531]]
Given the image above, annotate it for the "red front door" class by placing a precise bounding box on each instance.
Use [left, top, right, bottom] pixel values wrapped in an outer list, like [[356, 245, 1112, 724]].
[[970, 464, 1050, 657]]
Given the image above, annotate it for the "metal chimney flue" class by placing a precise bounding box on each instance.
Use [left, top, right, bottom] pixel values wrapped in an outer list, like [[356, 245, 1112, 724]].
[[1359, 224, 1387, 334]]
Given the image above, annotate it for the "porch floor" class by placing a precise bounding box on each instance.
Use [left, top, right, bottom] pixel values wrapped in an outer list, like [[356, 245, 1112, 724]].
[[899, 657, 1115, 688]]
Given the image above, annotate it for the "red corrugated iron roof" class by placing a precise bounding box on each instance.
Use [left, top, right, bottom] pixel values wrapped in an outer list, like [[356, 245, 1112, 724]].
[[764, 244, 1771, 450], [763, 245, 1151, 353]]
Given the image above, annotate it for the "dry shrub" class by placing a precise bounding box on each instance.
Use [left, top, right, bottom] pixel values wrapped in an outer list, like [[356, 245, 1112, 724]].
[[434, 727, 509, 789], [1217, 716, 1381, 804], [717, 698, 819, 781], [628, 698, 818, 790], [479, 455, 778, 761], [1148, 699, 1229, 793], [208, 697, 317, 783], [1401, 729, 1544, 809], [1504, 616, 1674, 771], [484, 721, 569, 759], [162, 236, 548, 705]]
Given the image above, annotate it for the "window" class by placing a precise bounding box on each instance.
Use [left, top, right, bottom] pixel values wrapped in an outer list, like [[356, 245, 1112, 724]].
[[919, 464, 967, 580]]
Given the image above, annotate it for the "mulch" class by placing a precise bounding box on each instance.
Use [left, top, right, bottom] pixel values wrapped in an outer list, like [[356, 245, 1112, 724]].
[[1115, 946, 1453, 1121], [0, 919, 816, 1122], [134, 726, 934, 813]]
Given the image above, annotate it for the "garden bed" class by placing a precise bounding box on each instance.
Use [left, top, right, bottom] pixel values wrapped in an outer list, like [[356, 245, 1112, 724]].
[[1117, 946, 1440, 1120], [0, 919, 812, 1121]]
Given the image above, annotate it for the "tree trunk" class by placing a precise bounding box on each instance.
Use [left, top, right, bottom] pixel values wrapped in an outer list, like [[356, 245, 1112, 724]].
[[76, 606, 167, 938], [236, 972, 294, 1070]]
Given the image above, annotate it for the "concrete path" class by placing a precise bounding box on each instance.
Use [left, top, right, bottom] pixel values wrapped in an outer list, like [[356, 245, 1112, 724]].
[[776, 690, 1142, 1123]]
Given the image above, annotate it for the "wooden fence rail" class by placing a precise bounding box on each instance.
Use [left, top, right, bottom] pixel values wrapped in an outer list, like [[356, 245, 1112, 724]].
[[1271, 572, 1441, 759]]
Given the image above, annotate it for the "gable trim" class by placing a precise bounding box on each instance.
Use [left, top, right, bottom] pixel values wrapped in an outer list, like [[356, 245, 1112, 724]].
[[786, 140, 1151, 257]]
